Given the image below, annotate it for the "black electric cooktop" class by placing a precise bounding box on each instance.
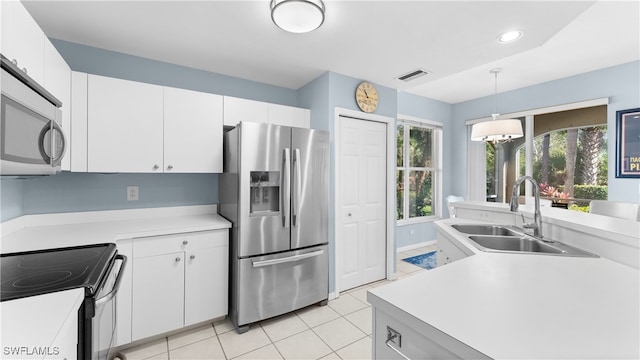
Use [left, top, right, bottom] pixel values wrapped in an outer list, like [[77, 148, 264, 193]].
[[0, 243, 117, 302]]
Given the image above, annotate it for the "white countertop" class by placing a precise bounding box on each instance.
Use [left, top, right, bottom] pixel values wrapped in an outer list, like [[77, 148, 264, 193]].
[[1, 288, 85, 359], [1, 205, 231, 253], [369, 218, 640, 359]]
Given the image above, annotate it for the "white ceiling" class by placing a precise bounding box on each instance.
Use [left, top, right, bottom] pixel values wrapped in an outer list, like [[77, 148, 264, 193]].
[[23, 0, 640, 104]]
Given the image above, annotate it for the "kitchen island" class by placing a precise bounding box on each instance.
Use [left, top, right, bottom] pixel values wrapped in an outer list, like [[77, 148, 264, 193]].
[[368, 216, 640, 359]]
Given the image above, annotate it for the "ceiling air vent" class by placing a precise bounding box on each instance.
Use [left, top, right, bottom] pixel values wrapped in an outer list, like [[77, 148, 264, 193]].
[[397, 68, 430, 82]]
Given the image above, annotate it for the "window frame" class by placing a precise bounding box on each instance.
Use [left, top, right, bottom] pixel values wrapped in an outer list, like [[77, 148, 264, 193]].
[[396, 117, 443, 225]]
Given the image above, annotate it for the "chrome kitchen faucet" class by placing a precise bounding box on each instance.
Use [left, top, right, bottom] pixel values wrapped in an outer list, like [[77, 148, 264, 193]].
[[510, 175, 545, 240]]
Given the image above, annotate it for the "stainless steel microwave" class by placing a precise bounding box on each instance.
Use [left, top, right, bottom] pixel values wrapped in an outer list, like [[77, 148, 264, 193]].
[[0, 54, 66, 175]]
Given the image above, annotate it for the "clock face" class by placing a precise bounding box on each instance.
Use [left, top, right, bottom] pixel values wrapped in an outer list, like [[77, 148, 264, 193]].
[[355, 82, 379, 113]]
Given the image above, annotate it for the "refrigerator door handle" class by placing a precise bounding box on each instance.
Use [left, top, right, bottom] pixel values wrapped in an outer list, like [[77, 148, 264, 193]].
[[292, 148, 301, 226], [252, 249, 324, 268], [282, 148, 291, 228]]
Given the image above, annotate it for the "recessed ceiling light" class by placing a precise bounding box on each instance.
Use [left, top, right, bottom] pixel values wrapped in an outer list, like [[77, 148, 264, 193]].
[[498, 30, 523, 43]]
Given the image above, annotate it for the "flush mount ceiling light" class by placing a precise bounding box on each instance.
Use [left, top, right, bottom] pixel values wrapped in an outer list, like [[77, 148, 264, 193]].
[[498, 30, 523, 43], [471, 69, 524, 143], [271, 0, 325, 34]]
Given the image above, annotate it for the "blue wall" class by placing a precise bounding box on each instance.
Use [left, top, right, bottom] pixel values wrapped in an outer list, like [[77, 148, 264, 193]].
[[451, 61, 640, 203]]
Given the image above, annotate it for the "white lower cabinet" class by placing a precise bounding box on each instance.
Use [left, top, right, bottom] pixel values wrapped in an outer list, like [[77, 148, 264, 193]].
[[130, 230, 228, 342], [436, 230, 473, 266]]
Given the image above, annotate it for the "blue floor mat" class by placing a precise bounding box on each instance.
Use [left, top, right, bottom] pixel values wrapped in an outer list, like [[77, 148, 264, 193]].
[[402, 251, 437, 270]]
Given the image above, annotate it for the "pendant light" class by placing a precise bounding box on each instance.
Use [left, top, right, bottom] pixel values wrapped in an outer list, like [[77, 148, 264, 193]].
[[471, 69, 524, 143], [271, 0, 325, 34]]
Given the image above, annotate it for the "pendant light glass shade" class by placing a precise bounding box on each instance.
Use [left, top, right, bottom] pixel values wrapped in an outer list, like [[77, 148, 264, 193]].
[[271, 0, 325, 34], [471, 69, 524, 143]]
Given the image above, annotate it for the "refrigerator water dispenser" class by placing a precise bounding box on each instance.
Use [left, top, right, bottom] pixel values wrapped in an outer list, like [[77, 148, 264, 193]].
[[250, 171, 280, 214]]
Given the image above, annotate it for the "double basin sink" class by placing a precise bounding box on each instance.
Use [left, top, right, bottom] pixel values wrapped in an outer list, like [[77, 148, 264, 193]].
[[451, 224, 598, 257]]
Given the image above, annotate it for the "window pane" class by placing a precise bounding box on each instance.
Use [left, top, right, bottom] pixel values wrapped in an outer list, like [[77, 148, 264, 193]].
[[408, 170, 432, 217], [409, 127, 433, 168], [396, 170, 404, 220], [397, 125, 404, 167]]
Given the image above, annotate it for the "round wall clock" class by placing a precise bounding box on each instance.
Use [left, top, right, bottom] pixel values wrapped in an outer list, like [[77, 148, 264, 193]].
[[355, 82, 379, 113]]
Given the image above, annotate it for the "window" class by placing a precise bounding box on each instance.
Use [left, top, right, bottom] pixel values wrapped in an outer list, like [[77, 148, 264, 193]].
[[515, 126, 608, 211], [396, 120, 442, 223]]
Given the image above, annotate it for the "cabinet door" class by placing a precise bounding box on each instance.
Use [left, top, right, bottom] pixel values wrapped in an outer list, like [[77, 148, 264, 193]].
[[164, 87, 223, 173], [88, 75, 163, 172], [131, 252, 184, 341], [44, 39, 71, 171], [184, 244, 228, 326], [223, 96, 268, 127], [8, 1, 45, 85], [70, 72, 88, 172], [268, 103, 310, 128]]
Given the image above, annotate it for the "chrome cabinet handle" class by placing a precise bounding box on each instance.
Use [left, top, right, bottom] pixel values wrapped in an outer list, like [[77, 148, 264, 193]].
[[190, 255, 195, 260], [182, 240, 188, 245], [153, 164, 159, 170], [175, 257, 181, 262], [167, 165, 173, 170]]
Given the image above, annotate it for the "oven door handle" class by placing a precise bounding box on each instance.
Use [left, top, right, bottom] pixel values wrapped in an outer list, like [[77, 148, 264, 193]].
[[95, 254, 127, 306], [252, 249, 324, 268]]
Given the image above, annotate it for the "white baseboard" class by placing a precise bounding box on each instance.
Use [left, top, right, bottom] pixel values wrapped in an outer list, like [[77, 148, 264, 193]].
[[397, 239, 437, 253]]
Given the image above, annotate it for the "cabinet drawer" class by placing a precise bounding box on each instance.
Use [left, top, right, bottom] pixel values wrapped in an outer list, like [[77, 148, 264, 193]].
[[133, 230, 228, 258]]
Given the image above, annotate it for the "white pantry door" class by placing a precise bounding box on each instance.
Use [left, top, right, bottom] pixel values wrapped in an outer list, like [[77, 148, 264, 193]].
[[338, 115, 387, 291]]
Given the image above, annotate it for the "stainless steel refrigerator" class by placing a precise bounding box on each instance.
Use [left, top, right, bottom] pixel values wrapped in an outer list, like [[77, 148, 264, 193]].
[[220, 122, 329, 333]]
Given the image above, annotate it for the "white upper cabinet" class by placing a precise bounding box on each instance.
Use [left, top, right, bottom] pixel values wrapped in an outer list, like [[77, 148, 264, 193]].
[[223, 96, 268, 127], [86, 74, 223, 173], [223, 96, 310, 128], [70, 71, 88, 172], [268, 103, 310, 128], [164, 87, 223, 173], [1, 1, 45, 85], [88, 75, 164, 173]]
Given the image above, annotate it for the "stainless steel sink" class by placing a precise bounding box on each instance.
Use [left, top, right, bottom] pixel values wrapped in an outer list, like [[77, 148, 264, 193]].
[[451, 224, 598, 258], [468, 235, 566, 254], [451, 224, 519, 236]]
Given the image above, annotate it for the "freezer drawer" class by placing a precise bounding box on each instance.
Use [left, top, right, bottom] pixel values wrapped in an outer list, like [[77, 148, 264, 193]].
[[234, 245, 328, 327]]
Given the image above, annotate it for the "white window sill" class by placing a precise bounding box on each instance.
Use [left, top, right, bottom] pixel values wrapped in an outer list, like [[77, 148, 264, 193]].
[[397, 215, 440, 226]]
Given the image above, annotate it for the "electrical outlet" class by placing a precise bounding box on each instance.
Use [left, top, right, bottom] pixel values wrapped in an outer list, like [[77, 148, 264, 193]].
[[387, 326, 402, 347], [127, 186, 139, 201]]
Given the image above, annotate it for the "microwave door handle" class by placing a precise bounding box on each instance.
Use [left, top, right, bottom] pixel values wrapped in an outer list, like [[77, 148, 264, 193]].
[[282, 148, 291, 228], [37, 121, 52, 164], [50, 121, 66, 167], [95, 254, 127, 306]]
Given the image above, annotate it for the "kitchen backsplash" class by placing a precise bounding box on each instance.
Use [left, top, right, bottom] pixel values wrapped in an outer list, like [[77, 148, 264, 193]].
[[0, 172, 218, 222]]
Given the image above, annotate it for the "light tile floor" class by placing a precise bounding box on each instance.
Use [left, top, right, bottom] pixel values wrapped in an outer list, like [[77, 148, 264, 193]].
[[119, 245, 436, 360]]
